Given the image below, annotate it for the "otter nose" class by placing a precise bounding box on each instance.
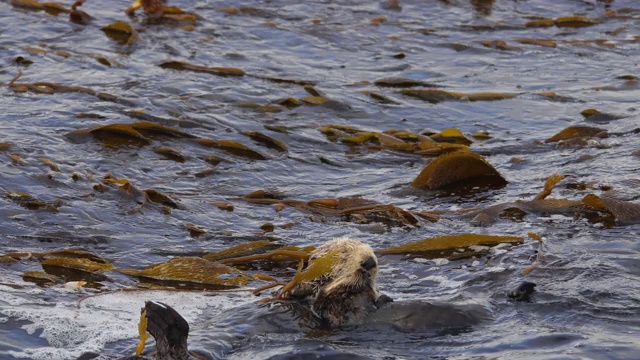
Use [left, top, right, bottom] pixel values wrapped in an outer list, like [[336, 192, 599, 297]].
[[360, 256, 377, 270]]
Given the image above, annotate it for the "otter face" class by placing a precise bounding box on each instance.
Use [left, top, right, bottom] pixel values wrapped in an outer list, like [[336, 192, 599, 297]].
[[313, 238, 379, 298]]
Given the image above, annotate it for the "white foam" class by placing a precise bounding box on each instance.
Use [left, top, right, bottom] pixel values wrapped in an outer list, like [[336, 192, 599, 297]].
[[0, 285, 255, 360]]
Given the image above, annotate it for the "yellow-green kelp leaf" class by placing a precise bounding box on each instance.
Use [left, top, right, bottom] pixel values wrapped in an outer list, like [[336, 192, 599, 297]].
[[154, 147, 187, 162], [0, 143, 12, 150], [514, 38, 557, 48], [38, 249, 111, 263], [300, 96, 332, 105], [377, 234, 523, 255], [525, 19, 555, 27], [278, 250, 340, 298], [534, 174, 565, 200], [131, 122, 195, 138], [135, 309, 149, 356], [360, 90, 399, 104], [118, 257, 248, 287], [430, 128, 473, 146], [554, 16, 599, 28], [6, 191, 61, 211], [545, 126, 606, 143], [412, 152, 506, 189], [101, 21, 139, 44], [374, 77, 434, 88], [241, 131, 288, 152], [159, 61, 245, 77], [67, 122, 193, 146], [582, 194, 640, 225], [195, 138, 266, 160], [401, 89, 517, 103], [67, 123, 151, 145], [41, 257, 114, 272], [203, 241, 275, 261], [343, 132, 379, 145], [295, 249, 339, 283], [23, 271, 56, 284], [143, 189, 179, 208]]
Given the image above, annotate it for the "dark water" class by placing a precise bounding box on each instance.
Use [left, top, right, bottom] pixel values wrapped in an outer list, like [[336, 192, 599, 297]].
[[1, 0, 640, 359]]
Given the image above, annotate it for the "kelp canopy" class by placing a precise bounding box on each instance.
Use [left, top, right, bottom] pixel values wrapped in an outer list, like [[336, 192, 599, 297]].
[[2, 0, 640, 358]]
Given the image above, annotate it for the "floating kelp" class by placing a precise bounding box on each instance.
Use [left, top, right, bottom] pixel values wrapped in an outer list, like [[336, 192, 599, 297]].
[[254, 104, 284, 113], [42, 257, 114, 273], [582, 194, 640, 225], [515, 38, 557, 48], [6, 191, 62, 211], [554, 16, 600, 28], [580, 109, 623, 124], [455, 174, 621, 226], [11, 0, 71, 14], [217, 246, 313, 266], [67, 122, 194, 147], [545, 126, 606, 143], [126, 0, 198, 22], [300, 96, 332, 105], [373, 77, 437, 88], [68, 123, 150, 146], [400, 89, 517, 103], [38, 249, 112, 263], [244, 189, 284, 199], [242, 195, 431, 228], [241, 131, 288, 152], [23, 271, 57, 285], [471, 132, 492, 140], [130, 122, 195, 138], [154, 147, 187, 162], [195, 138, 266, 160], [143, 189, 179, 208], [203, 155, 224, 166], [7, 154, 29, 165], [0, 143, 13, 150], [159, 61, 245, 77], [525, 16, 599, 28], [412, 152, 506, 190], [429, 128, 473, 146], [320, 125, 469, 156], [185, 223, 206, 237], [39, 158, 60, 171], [203, 241, 276, 261], [255, 76, 315, 87], [534, 173, 565, 200], [212, 201, 234, 211], [360, 90, 400, 104], [377, 234, 523, 257], [69, 0, 92, 24], [118, 257, 248, 287], [478, 40, 511, 50], [275, 97, 302, 108], [101, 21, 139, 44]]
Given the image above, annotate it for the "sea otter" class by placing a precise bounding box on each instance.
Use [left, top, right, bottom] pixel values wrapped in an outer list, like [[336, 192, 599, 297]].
[[281, 237, 392, 327], [102, 238, 487, 359]]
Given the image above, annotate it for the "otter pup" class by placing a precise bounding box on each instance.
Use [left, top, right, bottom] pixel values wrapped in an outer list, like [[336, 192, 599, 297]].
[[282, 237, 392, 327]]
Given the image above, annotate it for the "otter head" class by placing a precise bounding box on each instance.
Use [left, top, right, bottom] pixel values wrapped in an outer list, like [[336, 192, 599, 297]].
[[305, 237, 381, 327], [313, 237, 379, 299]]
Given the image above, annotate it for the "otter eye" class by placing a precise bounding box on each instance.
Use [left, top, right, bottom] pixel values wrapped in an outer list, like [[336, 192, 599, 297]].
[[360, 256, 377, 270]]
